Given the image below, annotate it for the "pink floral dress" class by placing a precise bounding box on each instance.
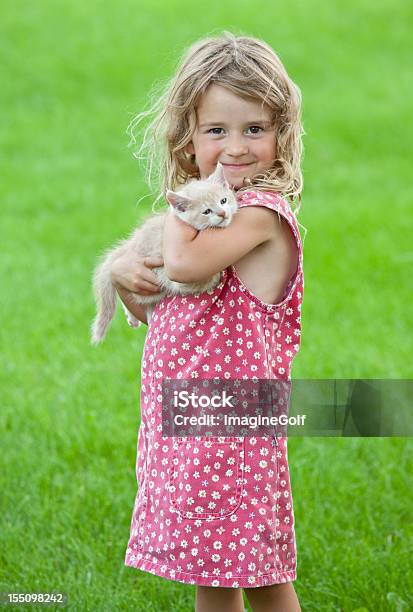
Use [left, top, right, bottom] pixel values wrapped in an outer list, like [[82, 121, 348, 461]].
[[124, 189, 304, 588]]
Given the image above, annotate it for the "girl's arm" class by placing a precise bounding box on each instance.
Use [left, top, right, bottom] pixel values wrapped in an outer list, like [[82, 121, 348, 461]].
[[163, 206, 279, 283]]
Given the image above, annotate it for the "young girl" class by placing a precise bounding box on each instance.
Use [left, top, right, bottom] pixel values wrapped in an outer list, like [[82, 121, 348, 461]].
[[112, 32, 304, 612]]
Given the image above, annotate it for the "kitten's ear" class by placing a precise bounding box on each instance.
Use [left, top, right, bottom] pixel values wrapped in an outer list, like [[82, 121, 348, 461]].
[[165, 190, 192, 212], [207, 162, 230, 188]]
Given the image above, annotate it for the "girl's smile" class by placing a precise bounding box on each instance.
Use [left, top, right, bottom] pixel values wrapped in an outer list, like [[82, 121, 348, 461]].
[[222, 163, 254, 170], [185, 84, 277, 189]]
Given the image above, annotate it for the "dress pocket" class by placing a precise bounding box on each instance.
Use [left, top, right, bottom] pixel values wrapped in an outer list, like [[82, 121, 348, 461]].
[[168, 436, 245, 519]]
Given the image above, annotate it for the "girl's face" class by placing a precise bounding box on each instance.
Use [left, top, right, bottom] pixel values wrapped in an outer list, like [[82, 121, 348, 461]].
[[185, 84, 277, 190]]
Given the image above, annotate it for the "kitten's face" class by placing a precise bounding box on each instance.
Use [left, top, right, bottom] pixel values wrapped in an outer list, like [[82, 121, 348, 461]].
[[165, 162, 238, 231]]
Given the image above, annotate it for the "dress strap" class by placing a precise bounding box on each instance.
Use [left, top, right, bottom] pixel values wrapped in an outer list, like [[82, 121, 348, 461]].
[[231, 189, 304, 313]]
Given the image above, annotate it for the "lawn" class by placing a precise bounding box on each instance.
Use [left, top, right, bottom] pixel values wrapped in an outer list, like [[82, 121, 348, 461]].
[[1, 0, 412, 610]]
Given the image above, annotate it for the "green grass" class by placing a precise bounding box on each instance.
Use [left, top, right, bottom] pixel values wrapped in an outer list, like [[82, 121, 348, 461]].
[[1, 0, 412, 610]]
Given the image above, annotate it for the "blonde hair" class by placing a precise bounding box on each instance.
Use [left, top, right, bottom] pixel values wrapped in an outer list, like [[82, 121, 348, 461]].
[[128, 31, 305, 213]]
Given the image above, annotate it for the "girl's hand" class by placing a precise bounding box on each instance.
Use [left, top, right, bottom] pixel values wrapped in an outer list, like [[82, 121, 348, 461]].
[[111, 254, 164, 296]]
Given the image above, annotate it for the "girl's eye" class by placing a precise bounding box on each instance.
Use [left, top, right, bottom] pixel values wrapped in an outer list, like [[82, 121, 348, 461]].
[[220, 198, 227, 205], [208, 128, 224, 135], [203, 208, 212, 215], [247, 126, 263, 134]]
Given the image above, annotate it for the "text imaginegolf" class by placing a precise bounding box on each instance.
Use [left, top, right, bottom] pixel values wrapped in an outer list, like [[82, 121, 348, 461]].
[[173, 413, 307, 429]]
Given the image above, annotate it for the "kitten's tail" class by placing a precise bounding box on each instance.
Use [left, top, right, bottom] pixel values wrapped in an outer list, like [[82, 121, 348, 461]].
[[91, 245, 127, 345]]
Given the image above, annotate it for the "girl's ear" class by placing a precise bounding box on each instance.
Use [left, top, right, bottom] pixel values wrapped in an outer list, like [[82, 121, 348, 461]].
[[207, 162, 230, 188], [165, 190, 192, 212], [184, 142, 195, 155]]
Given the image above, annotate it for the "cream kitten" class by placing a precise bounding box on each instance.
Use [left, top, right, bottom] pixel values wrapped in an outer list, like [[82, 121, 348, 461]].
[[91, 162, 238, 344]]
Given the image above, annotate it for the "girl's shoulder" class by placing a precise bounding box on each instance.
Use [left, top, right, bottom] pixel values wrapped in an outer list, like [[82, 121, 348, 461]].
[[236, 189, 301, 243]]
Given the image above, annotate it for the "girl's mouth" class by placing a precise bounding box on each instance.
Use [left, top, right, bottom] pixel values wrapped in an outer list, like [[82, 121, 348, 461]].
[[222, 163, 253, 170]]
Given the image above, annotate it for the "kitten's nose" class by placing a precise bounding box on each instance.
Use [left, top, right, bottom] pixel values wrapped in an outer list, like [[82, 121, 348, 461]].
[[217, 211, 226, 219]]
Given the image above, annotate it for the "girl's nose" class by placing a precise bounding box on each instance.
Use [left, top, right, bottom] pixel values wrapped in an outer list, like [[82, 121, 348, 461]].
[[225, 136, 249, 156]]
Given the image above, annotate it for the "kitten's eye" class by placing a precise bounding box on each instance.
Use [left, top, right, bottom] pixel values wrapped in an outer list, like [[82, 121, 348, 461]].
[[220, 198, 227, 205], [203, 208, 212, 215]]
